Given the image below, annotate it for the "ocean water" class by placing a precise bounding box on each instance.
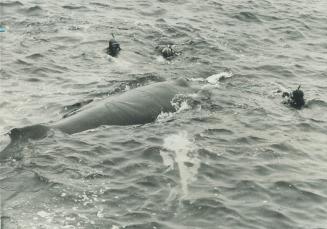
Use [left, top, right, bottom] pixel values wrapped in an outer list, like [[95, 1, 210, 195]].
[[0, 0, 327, 228]]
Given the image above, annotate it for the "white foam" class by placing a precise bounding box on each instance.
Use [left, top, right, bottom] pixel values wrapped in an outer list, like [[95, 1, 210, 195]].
[[156, 94, 195, 123], [206, 71, 233, 85], [156, 111, 175, 122], [124, 84, 131, 91], [171, 93, 198, 112], [155, 55, 166, 62], [0, 134, 10, 153], [176, 100, 192, 113], [96, 207, 104, 218], [161, 131, 200, 197], [188, 77, 206, 82], [160, 149, 175, 171], [37, 210, 51, 218]]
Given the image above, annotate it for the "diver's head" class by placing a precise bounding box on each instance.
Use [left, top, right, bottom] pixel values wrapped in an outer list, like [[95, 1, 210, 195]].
[[108, 38, 121, 57], [161, 45, 174, 58], [290, 86, 305, 109]]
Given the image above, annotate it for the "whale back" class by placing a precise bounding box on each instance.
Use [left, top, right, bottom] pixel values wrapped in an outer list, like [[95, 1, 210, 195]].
[[51, 79, 189, 134], [1, 79, 190, 160]]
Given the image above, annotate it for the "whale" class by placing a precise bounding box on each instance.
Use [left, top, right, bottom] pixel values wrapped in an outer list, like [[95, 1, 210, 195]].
[[4, 78, 191, 145], [51, 77, 190, 133]]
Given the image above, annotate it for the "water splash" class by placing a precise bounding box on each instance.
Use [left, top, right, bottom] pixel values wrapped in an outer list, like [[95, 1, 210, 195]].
[[0, 134, 10, 153], [206, 71, 233, 85], [189, 71, 233, 91], [160, 131, 200, 197], [156, 94, 199, 123], [171, 98, 192, 113], [156, 111, 175, 123], [171, 93, 201, 112]]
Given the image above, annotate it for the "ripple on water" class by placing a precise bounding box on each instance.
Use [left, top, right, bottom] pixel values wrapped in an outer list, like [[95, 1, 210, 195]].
[[139, 8, 167, 17], [19, 5, 43, 16], [0, 1, 23, 7], [255, 64, 297, 78], [271, 25, 306, 40], [180, 198, 247, 228], [89, 2, 111, 8], [26, 53, 45, 60], [233, 12, 262, 23], [271, 180, 327, 205], [62, 5, 88, 10], [306, 99, 327, 108], [203, 128, 234, 135]]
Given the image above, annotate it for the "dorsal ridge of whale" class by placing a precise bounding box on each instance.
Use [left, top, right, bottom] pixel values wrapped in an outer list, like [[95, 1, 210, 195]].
[[50, 78, 190, 134], [0, 78, 191, 159], [5, 78, 190, 140]]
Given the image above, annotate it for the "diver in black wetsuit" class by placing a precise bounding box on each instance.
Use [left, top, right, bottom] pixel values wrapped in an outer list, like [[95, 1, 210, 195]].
[[107, 34, 121, 57], [282, 85, 305, 109]]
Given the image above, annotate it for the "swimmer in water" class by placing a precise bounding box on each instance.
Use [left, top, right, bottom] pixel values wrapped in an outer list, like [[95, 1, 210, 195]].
[[282, 85, 305, 109], [107, 34, 121, 57]]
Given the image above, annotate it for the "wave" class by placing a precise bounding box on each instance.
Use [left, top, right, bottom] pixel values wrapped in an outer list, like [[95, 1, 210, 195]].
[[0, 124, 49, 161], [20, 5, 43, 16], [203, 128, 233, 135], [62, 5, 88, 10], [306, 99, 327, 108], [0, 1, 23, 7], [272, 181, 327, 203], [233, 12, 262, 23]]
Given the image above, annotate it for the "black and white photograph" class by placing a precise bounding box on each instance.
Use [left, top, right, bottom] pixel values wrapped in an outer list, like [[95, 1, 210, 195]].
[[0, 0, 326, 228]]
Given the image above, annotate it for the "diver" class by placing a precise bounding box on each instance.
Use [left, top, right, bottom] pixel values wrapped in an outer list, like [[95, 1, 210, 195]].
[[107, 34, 121, 57], [156, 44, 181, 60], [282, 85, 305, 109]]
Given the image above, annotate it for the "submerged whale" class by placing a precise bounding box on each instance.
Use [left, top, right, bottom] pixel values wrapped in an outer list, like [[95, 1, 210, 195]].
[[6, 78, 191, 143]]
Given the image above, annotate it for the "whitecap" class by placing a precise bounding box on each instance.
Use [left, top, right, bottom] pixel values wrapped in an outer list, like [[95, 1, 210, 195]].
[[206, 71, 233, 85]]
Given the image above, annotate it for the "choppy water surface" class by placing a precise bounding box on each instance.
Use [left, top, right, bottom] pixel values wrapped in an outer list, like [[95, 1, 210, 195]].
[[1, 0, 327, 228]]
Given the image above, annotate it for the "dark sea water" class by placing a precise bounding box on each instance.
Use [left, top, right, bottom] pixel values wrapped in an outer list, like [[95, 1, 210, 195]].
[[1, 0, 327, 228]]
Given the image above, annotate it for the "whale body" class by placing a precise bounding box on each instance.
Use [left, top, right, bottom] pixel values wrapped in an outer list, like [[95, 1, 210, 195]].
[[51, 78, 190, 134], [7, 78, 191, 143]]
